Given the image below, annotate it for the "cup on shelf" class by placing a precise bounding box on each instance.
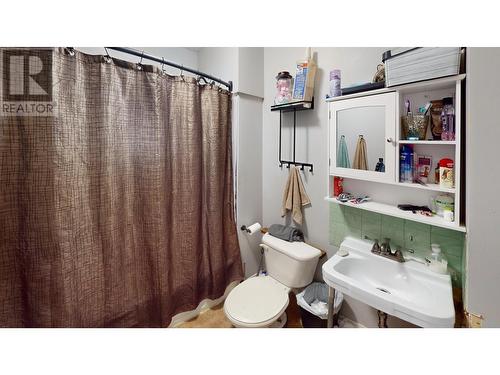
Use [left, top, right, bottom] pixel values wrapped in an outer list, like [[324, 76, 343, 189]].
[[401, 114, 429, 140]]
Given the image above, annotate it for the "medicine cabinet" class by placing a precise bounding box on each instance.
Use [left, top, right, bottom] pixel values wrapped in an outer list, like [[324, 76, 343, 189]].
[[326, 74, 466, 232], [329, 92, 397, 183]]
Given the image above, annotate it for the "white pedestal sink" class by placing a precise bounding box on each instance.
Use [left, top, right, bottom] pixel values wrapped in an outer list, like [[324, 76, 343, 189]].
[[323, 237, 455, 328]]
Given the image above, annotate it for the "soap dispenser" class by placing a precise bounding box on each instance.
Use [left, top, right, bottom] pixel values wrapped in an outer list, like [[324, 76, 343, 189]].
[[427, 244, 448, 274]]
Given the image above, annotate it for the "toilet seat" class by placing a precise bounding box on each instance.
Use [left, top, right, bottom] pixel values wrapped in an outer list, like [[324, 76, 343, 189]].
[[224, 276, 290, 328]]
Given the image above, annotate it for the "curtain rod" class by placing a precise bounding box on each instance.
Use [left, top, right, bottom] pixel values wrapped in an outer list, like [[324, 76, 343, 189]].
[[106, 47, 233, 92]]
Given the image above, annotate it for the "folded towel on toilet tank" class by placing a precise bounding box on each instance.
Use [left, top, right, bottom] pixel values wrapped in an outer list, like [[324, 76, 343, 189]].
[[268, 224, 304, 242]]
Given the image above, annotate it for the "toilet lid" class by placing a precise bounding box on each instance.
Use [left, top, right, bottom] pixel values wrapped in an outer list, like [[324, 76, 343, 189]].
[[224, 276, 289, 325]]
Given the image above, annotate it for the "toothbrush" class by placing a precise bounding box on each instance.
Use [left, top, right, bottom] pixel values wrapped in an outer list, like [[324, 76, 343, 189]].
[[423, 102, 432, 115]]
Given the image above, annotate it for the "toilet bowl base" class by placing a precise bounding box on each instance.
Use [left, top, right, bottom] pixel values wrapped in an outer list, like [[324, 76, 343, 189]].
[[269, 312, 287, 328], [230, 312, 287, 328]]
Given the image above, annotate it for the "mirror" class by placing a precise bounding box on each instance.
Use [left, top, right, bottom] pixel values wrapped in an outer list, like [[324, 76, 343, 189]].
[[336, 106, 386, 172]]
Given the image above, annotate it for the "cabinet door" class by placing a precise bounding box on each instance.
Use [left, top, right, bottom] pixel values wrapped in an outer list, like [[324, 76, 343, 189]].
[[329, 92, 396, 183]]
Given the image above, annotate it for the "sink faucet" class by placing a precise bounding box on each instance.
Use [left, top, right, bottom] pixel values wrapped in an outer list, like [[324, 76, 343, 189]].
[[372, 238, 405, 263]]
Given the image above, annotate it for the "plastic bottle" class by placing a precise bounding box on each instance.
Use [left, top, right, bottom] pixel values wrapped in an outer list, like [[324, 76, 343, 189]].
[[329, 69, 341, 97], [375, 158, 385, 172], [440, 97, 455, 141], [400, 146, 414, 183], [428, 244, 448, 274]]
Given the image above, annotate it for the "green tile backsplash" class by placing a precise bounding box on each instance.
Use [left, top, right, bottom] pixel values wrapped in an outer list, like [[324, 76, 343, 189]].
[[329, 203, 466, 287]]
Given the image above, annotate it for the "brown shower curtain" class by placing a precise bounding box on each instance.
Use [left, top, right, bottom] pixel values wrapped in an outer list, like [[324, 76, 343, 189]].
[[0, 48, 243, 327]]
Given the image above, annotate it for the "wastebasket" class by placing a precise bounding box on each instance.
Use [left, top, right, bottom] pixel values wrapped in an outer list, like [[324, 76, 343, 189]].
[[296, 282, 343, 328]]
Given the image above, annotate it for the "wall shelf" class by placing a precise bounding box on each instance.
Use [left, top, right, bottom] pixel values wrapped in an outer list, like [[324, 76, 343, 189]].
[[272, 98, 314, 172], [396, 182, 456, 193], [398, 140, 456, 145], [325, 196, 466, 232], [271, 100, 314, 112], [330, 172, 455, 193], [325, 74, 466, 103]]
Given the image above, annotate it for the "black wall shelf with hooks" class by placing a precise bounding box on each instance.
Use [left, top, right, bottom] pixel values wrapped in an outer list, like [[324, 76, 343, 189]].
[[271, 99, 314, 172]]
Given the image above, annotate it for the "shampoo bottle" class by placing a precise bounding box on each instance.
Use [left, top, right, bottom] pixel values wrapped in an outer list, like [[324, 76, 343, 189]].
[[292, 47, 317, 102]]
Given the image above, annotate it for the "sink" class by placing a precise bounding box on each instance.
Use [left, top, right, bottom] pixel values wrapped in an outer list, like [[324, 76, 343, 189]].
[[322, 237, 455, 328]]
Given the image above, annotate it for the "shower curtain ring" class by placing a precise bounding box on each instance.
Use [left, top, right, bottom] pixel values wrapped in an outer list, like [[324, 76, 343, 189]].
[[160, 57, 167, 74], [136, 50, 144, 71], [197, 76, 209, 85], [65, 47, 75, 57], [103, 48, 112, 64]]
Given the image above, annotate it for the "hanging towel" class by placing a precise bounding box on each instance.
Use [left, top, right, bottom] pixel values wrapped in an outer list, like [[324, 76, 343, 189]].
[[337, 135, 351, 168], [352, 135, 368, 170], [281, 167, 311, 225]]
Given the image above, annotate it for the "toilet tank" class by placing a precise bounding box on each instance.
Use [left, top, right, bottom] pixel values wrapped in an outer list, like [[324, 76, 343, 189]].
[[261, 233, 321, 288]]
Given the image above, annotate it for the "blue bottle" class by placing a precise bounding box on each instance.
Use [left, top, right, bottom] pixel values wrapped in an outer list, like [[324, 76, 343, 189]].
[[400, 146, 414, 183], [375, 158, 385, 172]]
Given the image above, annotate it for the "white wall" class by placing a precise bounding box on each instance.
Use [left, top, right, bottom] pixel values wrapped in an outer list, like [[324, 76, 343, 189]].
[[263, 47, 388, 248], [198, 48, 238, 90], [262, 47, 387, 248], [261, 47, 416, 327], [465, 48, 500, 327]]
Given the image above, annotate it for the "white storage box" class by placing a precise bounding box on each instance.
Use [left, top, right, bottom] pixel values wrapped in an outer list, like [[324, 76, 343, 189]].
[[384, 47, 461, 87]]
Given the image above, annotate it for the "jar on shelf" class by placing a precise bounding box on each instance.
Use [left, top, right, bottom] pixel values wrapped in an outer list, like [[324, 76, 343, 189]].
[[275, 71, 293, 105]]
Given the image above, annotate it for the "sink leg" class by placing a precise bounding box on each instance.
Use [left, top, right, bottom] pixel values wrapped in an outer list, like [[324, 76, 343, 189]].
[[377, 310, 388, 328], [327, 287, 336, 328]]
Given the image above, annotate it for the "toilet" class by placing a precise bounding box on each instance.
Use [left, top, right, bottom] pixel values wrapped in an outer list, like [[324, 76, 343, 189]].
[[224, 233, 321, 328]]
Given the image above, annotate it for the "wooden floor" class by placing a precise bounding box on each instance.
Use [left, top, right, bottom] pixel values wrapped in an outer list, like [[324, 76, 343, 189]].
[[178, 293, 303, 328]]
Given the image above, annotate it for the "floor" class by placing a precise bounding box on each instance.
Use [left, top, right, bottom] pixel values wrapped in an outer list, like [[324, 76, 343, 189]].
[[178, 293, 304, 328]]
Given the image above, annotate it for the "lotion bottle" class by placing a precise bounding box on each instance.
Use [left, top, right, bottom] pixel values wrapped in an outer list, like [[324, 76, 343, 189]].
[[427, 244, 448, 274]]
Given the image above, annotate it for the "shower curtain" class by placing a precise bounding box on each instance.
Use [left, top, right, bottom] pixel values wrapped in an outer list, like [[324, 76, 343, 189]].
[[0, 48, 243, 327]]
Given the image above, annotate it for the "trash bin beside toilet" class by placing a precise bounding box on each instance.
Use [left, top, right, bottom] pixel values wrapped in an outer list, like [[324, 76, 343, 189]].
[[296, 282, 343, 328]]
